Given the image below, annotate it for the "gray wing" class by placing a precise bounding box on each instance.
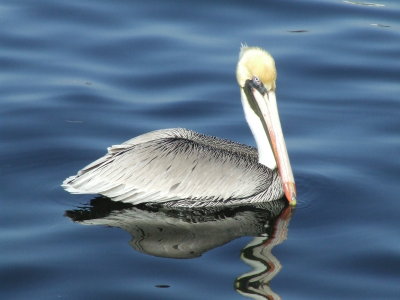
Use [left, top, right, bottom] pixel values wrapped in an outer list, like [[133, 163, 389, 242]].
[[62, 128, 274, 205]]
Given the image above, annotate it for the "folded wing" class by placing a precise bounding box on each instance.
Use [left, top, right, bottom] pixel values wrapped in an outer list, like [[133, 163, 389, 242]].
[[62, 128, 274, 205]]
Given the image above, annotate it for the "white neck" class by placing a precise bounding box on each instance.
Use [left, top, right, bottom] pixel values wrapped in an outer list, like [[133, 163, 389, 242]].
[[240, 90, 277, 169]]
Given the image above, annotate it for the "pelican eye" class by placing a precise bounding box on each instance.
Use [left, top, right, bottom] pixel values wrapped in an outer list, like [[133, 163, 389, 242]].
[[252, 76, 262, 87], [251, 76, 268, 96]]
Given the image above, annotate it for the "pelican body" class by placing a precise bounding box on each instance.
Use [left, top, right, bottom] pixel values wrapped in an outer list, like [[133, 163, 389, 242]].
[[62, 46, 296, 207]]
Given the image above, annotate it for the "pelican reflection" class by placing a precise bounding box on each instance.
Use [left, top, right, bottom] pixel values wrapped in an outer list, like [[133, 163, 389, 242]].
[[66, 197, 292, 298]]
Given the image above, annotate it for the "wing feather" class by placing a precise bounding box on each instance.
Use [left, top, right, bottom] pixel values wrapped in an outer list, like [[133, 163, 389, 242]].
[[62, 129, 274, 205]]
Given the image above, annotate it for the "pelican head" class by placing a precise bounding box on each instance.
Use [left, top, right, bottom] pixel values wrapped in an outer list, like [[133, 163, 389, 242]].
[[236, 46, 296, 206]]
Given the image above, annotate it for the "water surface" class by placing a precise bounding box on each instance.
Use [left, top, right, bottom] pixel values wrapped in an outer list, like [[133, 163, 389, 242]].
[[1, 0, 400, 299]]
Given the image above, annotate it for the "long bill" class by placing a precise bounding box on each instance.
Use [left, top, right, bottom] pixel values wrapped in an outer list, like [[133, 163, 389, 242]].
[[253, 89, 297, 206]]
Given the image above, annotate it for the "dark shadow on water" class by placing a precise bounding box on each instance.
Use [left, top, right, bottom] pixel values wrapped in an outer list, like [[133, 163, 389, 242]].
[[66, 197, 293, 299]]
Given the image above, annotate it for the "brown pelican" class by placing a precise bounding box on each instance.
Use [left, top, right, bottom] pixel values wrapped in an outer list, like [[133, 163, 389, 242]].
[[62, 46, 297, 207]]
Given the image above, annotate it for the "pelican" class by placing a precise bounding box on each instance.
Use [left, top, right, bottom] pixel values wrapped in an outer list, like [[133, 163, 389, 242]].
[[62, 46, 297, 207]]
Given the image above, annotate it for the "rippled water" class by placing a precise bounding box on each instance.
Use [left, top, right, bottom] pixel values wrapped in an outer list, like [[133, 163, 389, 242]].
[[1, 0, 400, 299]]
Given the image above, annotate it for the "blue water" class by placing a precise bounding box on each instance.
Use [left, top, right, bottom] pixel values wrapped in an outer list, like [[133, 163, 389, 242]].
[[1, 0, 400, 299]]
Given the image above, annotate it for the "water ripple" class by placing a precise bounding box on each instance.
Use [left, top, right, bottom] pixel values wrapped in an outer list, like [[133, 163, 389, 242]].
[[1, 0, 400, 299]]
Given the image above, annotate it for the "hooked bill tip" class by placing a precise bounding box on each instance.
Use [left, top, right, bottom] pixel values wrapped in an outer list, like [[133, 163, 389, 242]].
[[283, 182, 297, 206]]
